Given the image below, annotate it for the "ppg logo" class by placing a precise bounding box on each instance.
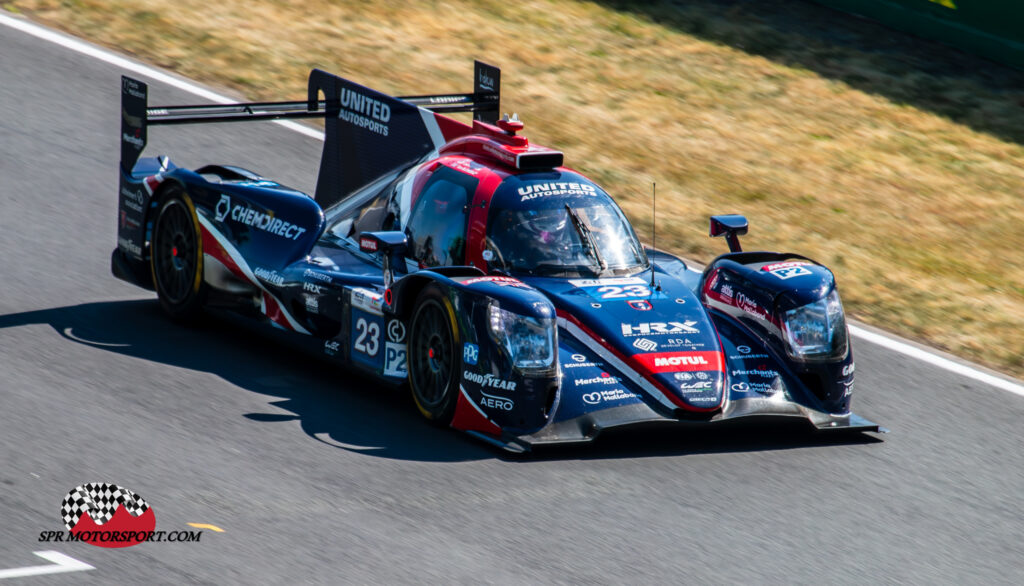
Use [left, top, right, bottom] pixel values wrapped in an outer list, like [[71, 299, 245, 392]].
[[463, 343, 479, 365]]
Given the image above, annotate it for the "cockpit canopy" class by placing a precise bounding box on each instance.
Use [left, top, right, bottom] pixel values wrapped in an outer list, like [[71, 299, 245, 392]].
[[487, 171, 648, 277]]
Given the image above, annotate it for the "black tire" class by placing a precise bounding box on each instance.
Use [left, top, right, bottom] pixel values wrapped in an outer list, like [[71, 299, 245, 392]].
[[408, 286, 460, 424], [150, 188, 207, 321]]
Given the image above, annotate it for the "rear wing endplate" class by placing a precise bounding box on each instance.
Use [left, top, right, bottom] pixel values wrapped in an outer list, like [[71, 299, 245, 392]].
[[120, 61, 501, 206]]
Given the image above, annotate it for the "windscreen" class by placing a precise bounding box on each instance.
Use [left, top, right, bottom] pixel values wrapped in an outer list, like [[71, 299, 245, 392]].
[[486, 171, 648, 277]]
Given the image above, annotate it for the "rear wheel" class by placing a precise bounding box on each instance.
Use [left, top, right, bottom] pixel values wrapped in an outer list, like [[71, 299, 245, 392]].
[[150, 188, 206, 321], [408, 286, 460, 424]]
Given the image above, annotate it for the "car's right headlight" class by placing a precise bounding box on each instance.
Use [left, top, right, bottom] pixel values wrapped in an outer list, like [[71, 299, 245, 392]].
[[487, 302, 555, 370], [780, 288, 848, 361]]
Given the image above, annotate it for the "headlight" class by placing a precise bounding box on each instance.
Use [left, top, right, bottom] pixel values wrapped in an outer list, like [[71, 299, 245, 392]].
[[781, 288, 848, 361], [487, 302, 555, 370]]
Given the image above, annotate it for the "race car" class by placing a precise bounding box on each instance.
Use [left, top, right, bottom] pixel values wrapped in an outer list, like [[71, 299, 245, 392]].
[[112, 61, 881, 452]]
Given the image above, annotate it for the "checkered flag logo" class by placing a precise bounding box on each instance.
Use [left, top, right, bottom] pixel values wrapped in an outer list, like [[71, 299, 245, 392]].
[[61, 483, 150, 531]]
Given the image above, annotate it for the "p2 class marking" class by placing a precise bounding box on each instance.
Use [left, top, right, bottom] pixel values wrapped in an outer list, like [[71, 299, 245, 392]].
[[0, 551, 94, 579]]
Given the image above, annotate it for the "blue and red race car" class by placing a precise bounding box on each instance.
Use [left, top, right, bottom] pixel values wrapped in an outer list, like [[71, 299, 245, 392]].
[[112, 62, 881, 451]]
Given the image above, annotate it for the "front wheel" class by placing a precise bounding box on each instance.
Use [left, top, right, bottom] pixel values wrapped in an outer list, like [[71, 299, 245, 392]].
[[150, 188, 207, 321], [408, 286, 460, 424]]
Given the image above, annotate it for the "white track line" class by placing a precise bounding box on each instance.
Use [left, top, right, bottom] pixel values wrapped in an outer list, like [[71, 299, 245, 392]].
[[0, 551, 94, 579], [3, 10, 1022, 398]]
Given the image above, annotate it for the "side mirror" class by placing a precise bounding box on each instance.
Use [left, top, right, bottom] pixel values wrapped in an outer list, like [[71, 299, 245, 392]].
[[359, 231, 408, 288], [709, 215, 748, 253]]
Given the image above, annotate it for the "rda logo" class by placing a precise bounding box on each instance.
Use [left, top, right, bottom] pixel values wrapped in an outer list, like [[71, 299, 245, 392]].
[[60, 483, 155, 548]]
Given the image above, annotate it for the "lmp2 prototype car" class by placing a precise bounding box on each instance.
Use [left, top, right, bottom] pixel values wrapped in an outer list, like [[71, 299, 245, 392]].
[[113, 61, 881, 451]]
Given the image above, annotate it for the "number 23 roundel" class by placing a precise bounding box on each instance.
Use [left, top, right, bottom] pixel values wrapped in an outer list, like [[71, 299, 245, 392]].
[[350, 309, 383, 368]]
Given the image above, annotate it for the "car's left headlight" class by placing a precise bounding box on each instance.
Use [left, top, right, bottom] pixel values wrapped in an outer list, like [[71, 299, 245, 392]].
[[488, 302, 555, 370], [781, 288, 849, 361]]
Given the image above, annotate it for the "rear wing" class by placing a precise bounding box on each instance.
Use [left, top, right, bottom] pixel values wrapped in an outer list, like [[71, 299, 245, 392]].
[[120, 61, 501, 207]]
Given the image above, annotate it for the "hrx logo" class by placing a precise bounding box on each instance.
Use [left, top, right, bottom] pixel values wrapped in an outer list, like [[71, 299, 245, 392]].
[[620, 321, 699, 336]]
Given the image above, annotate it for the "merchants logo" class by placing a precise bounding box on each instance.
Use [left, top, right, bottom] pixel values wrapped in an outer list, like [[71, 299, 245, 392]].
[[60, 483, 155, 548]]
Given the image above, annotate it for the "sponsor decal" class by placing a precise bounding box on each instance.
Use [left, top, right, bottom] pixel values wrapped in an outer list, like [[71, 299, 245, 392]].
[[463, 371, 517, 391], [735, 292, 771, 322], [214, 194, 231, 221], [696, 372, 710, 380], [731, 381, 779, 395], [627, 299, 653, 311], [338, 87, 390, 136], [121, 132, 144, 148], [483, 144, 515, 165], [737, 345, 751, 354], [120, 185, 145, 213], [304, 295, 319, 313], [479, 391, 514, 411], [478, 69, 495, 91], [674, 372, 694, 381], [303, 282, 323, 294], [324, 340, 341, 356], [387, 320, 406, 343], [462, 275, 527, 288], [563, 353, 597, 368], [720, 283, 734, 300], [761, 261, 814, 280], [569, 277, 646, 288], [581, 388, 637, 405], [679, 381, 713, 393], [463, 343, 479, 366], [843, 381, 854, 397], [359, 237, 378, 252], [216, 194, 307, 240], [351, 287, 383, 315], [574, 372, 621, 387], [634, 351, 724, 373], [660, 337, 706, 349], [384, 342, 407, 377], [122, 77, 145, 99], [731, 368, 780, 379], [518, 182, 597, 201], [253, 267, 284, 286], [481, 249, 495, 261], [621, 321, 699, 337], [632, 338, 658, 352], [119, 210, 141, 230], [117, 236, 141, 256], [842, 363, 855, 377], [728, 353, 770, 360], [304, 269, 332, 283]]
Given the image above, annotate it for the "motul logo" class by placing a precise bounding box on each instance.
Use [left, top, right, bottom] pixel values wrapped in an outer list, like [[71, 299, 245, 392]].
[[654, 355, 708, 367], [633, 351, 724, 373]]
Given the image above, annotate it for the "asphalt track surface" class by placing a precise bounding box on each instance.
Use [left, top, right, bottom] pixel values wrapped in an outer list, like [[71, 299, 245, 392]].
[[1, 15, 1022, 585]]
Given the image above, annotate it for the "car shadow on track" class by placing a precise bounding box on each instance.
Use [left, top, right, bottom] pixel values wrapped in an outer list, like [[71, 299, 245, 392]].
[[0, 299, 882, 462], [0, 299, 491, 463], [518, 420, 883, 462]]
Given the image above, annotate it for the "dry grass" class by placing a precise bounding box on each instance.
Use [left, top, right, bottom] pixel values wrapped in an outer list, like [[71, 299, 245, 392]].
[[6, 0, 1023, 377]]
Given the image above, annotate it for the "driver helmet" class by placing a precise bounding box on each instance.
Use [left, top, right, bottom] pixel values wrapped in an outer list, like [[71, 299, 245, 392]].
[[520, 209, 568, 244]]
